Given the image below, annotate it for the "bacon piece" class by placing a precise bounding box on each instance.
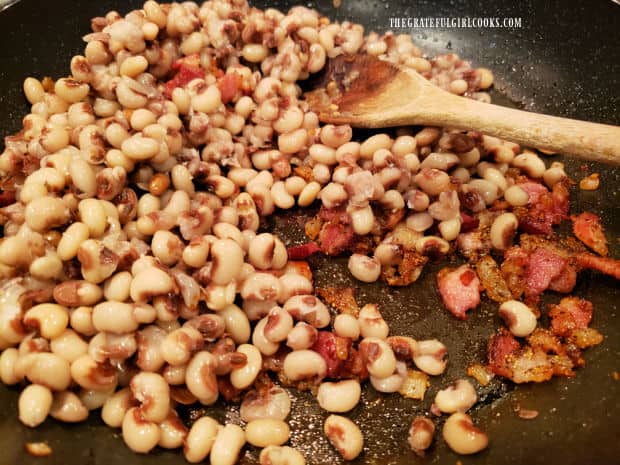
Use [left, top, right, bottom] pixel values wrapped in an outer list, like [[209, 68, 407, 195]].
[[318, 222, 355, 256], [475, 255, 513, 303], [524, 248, 568, 298], [436, 265, 481, 319], [382, 250, 428, 286], [575, 253, 620, 280], [459, 211, 479, 233], [217, 73, 242, 103], [549, 297, 593, 337], [518, 181, 549, 205], [571, 212, 609, 256], [311, 331, 351, 379], [315, 287, 359, 317], [487, 330, 520, 378], [287, 242, 321, 260], [163, 55, 205, 98], [516, 180, 569, 235]]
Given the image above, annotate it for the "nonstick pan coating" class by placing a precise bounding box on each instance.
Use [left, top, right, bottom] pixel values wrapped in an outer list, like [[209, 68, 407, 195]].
[[0, 1, 619, 464]]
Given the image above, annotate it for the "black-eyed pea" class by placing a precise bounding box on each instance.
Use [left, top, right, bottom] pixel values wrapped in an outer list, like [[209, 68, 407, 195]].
[[218, 304, 251, 344], [210, 238, 244, 285], [282, 349, 327, 381], [121, 134, 160, 161], [319, 182, 348, 209], [359, 337, 396, 378], [259, 446, 306, 465], [210, 423, 245, 465], [49, 391, 89, 423], [50, 329, 88, 363], [413, 339, 447, 376], [120, 55, 149, 78], [355, 303, 387, 339], [204, 282, 237, 311], [359, 133, 392, 159], [162, 364, 187, 386], [103, 271, 132, 302], [150, 230, 183, 266], [185, 351, 218, 405], [298, 181, 321, 207], [19, 182, 47, 204], [54, 77, 89, 103], [271, 181, 295, 209], [18, 384, 53, 427], [129, 267, 175, 302], [52, 280, 102, 307], [278, 272, 313, 304], [263, 306, 294, 343], [415, 127, 441, 146], [283, 295, 330, 329], [284, 176, 307, 197], [130, 372, 170, 423], [317, 380, 361, 413], [158, 409, 187, 449], [69, 158, 97, 197], [499, 300, 537, 337], [122, 407, 161, 454], [414, 168, 451, 196], [18, 352, 72, 391], [182, 236, 210, 268], [160, 326, 203, 366], [101, 388, 135, 428], [241, 272, 282, 302], [512, 152, 546, 178], [78, 199, 107, 238], [415, 235, 450, 256], [248, 233, 288, 270], [324, 415, 364, 460], [438, 217, 462, 242], [29, 251, 63, 280], [246, 419, 290, 448], [23, 303, 69, 340], [434, 379, 478, 414], [370, 366, 406, 393], [0, 348, 21, 385], [24, 196, 69, 232], [252, 317, 280, 356], [162, 190, 191, 216], [70, 306, 96, 337], [70, 354, 118, 391], [408, 416, 435, 456], [348, 254, 381, 283], [23, 77, 45, 104], [490, 212, 519, 251], [92, 302, 140, 334], [286, 321, 318, 350], [543, 161, 567, 188], [420, 152, 460, 171], [442, 412, 488, 455], [333, 314, 360, 340], [191, 84, 222, 113], [349, 205, 375, 235], [183, 416, 220, 463], [230, 343, 262, 390]]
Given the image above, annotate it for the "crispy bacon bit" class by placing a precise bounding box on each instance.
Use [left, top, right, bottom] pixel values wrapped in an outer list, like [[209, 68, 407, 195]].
[[475, 255, 512, 303], [524, 248, 568, 298], [287, 242, 321, 260], [399, 369, 429, 400], [315, 287, 359, 317], [217, 73, 242, 103], [311, 331, 360, 379], [163, 54, 205, 98], [574, 253, 620, 280], [516, 180, 569, 235], [549, 297, 593, 337], [459, 211, 479, 233], [318, 222, 355, 256], [382, 250, 428, 286], [24, 442, 52, 457], [467, 363, 495, 386], [436, 265, 481, 319], [579, 173, 600, 191], [571, 212, 609, 256]]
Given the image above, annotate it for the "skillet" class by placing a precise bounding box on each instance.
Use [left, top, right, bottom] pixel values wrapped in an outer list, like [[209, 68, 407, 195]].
[[0, 0, 619, 464]]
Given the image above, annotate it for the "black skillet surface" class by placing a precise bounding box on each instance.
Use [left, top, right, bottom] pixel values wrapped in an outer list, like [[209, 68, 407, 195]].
[[0, 0, 619, 464]]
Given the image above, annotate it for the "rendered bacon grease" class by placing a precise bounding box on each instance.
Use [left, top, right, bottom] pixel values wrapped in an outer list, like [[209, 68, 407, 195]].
[[0, 0, 618, 462]]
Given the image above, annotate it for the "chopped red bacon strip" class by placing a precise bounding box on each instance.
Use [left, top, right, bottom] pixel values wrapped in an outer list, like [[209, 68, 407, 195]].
[[216, 73, 242, 104], [575, 253, 620, 280], [524, 248, 568, 298], [459, 211, 479, 233], [287, 242, 321, 260], [310, 331, 364, 379], [549, 297, 592, 337], [436, 264, 481, 319], [318, 222, 355, 256], [571, 212, 609, 256], [518, 181, 548, 205], [164, 65, 204, 99], [487, 330, 520, 379], [516, 180, 570, 235]]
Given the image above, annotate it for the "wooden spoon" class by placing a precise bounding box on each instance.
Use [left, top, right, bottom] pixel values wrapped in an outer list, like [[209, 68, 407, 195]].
[[305, 54, 620, 165]]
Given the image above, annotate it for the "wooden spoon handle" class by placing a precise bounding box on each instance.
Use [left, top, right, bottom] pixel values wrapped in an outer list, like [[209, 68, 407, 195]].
[[418, 94, 620, 164]]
